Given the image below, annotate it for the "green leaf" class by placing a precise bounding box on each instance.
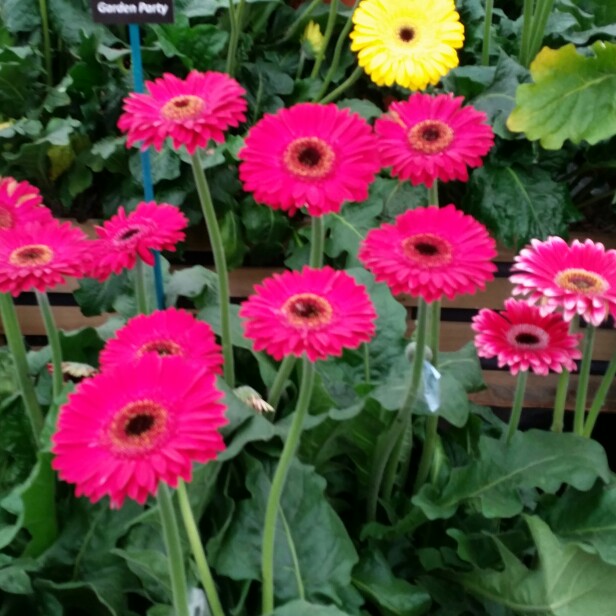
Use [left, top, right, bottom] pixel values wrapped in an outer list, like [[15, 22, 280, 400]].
[[458, 516, 616, 614], [546, 483, 616, 566], [129, 147, 181, 185], [0, 562, 32, 594], [270, 600, 354, 616], [74, 273, 131, 317], [219, 210, 247, 270], [209, 456, 359, 607], [353, 551, 431, 615], [465, 162, 580, 247], [507, 42, 616, 149], [337, 98, 382, 120], [112, 548, 171, 605], [0, 0, 40, 32], [413, 430, 610, 519], [165, 265, 219, 308], [438, 342, 486, 394], [48, 0, 114, 46]]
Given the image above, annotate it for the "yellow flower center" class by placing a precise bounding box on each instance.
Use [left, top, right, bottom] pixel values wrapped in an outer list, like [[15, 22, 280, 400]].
[[555, 268, 608, 295], [283, 137, 336, 180], [137, 339, 184, 357], [107, 399, 169, 456], [402, 233, 453, 267], [9, 244, 54, 267], [282, 293, 334, 328], [161, 95, 206, 121], [408, 120, 454, 154]]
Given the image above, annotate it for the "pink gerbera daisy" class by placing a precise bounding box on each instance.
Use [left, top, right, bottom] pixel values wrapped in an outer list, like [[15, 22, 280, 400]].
[[510, 237, 616, 326], [0, 176, 52, 232], [359, 205, 497, 303], [118, 70, 247, 154], [375, 93, 494, 187], [0, 220, 90, 295], [472, 299, 581, 375], [238, 103, 381, 217], [239, 266, 377, 361], [51, 354, 227, 509], [100, 308, 222, 374], [90, 201, 187, 280]]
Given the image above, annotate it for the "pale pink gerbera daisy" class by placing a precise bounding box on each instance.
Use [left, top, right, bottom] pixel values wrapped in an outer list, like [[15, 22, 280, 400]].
[[375, 93, 494, 187], [359, 205, 497, 303], [238, 103, 380, 217], [100, 308, 222, 374], [472, 299, 581, 375], [510, 237, 616, 326], [51, 354, 227, 509], [0, 176, 52, 232], [0, 220, 90, 295], [240, 266, 377, 361], [118, 70, 247, 154], [90, 201, 187, 280]]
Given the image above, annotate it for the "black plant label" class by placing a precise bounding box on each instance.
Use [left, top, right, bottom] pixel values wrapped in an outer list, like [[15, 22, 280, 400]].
[[91, 0, 174, 24]]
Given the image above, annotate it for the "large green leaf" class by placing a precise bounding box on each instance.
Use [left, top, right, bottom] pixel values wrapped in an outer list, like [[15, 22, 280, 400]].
[[270, 600, 353, 616], [465, 162, 580, 247], [546, 483, 616, 566], [507, 42, 616, 149], [413, 430, 610, 519], [209, 456, 359, 607], [458, 516, 616, 615]]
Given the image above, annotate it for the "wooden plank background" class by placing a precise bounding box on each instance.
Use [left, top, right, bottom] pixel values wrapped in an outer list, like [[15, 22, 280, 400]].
[[2, 223, 615, 412]]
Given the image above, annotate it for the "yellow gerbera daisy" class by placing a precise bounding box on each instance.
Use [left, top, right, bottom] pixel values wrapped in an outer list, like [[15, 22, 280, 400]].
[[350, 0, 465, 90]]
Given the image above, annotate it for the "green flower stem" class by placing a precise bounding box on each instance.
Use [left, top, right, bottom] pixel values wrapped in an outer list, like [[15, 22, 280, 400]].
[[0, 293, 44, 441], [157, 484, 190, 616], [482, 0, 495, 65], [310, 0, 339, 79], [550, 369, 569, 432], [262, 358, 315, 614], [314, 2, 357, 101], [584, 351, 616, 438], [191, 152, 235, 387], [309, 215, 325, 268], [226, 0, 246, 76], [367, 300, 428, 521], [38, 0, 52, 86], [528, 0, 555, 63], [320, 66, 363, 104], [134, 258, 149, 315], [505, 370, 529, 444], [281, 0, 321, 44], [176, 480, 225, 616], [519, 0, 536, 66], [295, 50, 306, 80], [363, 343, 370, 384], [35, 291, 63, 401], [574, 325, 597, 435], [268, 355, 297, 409], [412, 300, 442, 492]]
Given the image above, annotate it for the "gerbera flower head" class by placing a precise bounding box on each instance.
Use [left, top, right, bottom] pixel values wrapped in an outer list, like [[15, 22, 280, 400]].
[[0, 176, 52, 232], [375, 93, 494, 187], [472, 299, 582, 376], [100, 308, 222, 374], [90, 201, 187, 280], [510, 237, 616, 326], [239, 266, 377, 361], [359, 205, 497, 303], [350, 0, 464, 90], [118, 70, 247, 155], [238, 103, 380, 217], [0, 220, 90, 295], [51, 354, 227, 508]]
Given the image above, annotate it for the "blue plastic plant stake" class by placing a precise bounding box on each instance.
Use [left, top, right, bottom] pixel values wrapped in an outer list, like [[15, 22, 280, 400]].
[[128, 23, 166, 311]]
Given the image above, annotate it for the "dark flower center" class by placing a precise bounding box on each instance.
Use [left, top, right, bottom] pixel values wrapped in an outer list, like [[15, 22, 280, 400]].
[[160, 95, 206, 122], [408, 120, 455, 155], [9, 244, 54, 267], [399, 27, 415, 43], [125, 413, 155, 437], [402, 233, 453, 268], [118, 227, 142, 241], [138, 339, 183, 357], [283, 137, 336, 180], [282, 292, 334, 328], [514, 332, 540, 345]]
